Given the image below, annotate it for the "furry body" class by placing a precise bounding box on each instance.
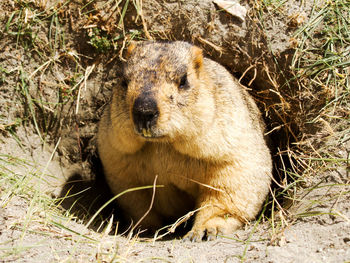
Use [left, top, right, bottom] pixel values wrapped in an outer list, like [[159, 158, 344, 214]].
[[97, 41, 272, 241]]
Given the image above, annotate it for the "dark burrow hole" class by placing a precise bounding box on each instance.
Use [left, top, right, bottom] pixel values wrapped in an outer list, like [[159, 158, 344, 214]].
[[58, 64, 299, 240]]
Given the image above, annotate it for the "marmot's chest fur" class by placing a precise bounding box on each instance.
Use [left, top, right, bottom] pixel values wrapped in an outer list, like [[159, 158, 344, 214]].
[[110, 141, 203, 195], [97, 41, 272, 241]]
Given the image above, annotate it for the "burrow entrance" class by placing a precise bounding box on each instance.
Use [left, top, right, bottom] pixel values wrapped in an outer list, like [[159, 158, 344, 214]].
[[55, 48, 301, 236]]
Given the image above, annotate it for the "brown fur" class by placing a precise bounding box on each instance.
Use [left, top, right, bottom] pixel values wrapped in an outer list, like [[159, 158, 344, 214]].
[[97, 41, 272, 241]]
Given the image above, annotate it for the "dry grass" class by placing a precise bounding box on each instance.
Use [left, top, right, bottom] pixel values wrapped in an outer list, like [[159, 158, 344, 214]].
[[254, 0, 350, 246]]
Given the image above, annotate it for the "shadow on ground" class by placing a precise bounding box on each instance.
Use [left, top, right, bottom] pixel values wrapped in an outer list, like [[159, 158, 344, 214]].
[[58, 155, 119, 232]]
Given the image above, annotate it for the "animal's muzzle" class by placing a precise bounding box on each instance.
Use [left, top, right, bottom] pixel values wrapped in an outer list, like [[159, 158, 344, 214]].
[[132, 92, 159, 138]]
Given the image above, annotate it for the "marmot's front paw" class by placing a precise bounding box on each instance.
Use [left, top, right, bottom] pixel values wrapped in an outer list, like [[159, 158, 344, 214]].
[[183, 216, 242, 242]]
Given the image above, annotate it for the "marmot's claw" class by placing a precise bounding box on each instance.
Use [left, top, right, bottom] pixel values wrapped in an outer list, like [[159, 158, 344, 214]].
[[183, 229, 205, 242], [183, 227, 219, 242], [206, 234, 217, 241], [183, 216, 242, 242], [206, 227, 218, 241]]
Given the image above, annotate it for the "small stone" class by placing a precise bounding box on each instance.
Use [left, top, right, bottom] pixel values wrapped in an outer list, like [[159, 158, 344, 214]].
[[213, 0, 247, 22]]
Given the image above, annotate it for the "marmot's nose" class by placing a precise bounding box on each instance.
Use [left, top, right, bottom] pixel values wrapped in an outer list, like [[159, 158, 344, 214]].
[[132, 93, 159, 135]]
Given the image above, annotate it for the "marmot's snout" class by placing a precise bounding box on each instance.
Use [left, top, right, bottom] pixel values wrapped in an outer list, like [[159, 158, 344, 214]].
[[132, 91, 159, 138]]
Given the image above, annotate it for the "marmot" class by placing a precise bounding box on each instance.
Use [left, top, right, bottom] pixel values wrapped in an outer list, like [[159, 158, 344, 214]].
[[97, 41, 272, 241]]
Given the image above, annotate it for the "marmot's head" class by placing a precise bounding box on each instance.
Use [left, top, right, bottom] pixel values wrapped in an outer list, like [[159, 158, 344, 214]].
[[112, 41, 215, 142]]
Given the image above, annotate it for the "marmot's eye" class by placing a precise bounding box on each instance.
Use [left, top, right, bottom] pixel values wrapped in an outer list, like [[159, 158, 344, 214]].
[[121, 78, 128, 90], [179, 73, 189, 90]]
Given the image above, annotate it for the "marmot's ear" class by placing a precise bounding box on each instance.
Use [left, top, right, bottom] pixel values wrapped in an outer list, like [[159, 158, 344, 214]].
[[191, 46, 203, 72], [126, 42, 137, 59]]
